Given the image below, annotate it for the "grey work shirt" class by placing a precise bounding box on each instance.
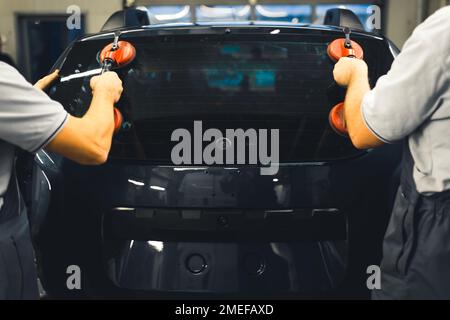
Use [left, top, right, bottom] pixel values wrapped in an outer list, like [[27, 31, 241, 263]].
[[362, 6, 450, 195], [0, 62, 68, 211]]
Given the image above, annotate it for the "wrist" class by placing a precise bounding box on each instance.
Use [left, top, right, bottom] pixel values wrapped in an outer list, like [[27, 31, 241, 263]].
[[92, 87, 116, 104]]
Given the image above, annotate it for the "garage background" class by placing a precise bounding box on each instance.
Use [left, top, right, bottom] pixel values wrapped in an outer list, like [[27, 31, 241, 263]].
[[0, 0, 448, 82]]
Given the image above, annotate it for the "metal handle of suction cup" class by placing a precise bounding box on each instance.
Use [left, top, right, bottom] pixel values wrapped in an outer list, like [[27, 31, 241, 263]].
[[101, 59, 114, 74], [112, 31, 121, 51], [343, 27, 357, 58], [343, 27, 352, 48]]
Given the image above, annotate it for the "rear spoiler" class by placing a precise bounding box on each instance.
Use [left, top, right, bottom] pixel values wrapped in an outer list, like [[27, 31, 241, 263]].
[[101, 7, 365, 32], [101, 8, 150, 32], [323, 8, 365, 30]]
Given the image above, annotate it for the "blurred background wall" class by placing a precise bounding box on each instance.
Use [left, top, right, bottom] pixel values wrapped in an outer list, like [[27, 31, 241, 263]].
[[386, 0, 449, 48], [0, 0, 121, 80]]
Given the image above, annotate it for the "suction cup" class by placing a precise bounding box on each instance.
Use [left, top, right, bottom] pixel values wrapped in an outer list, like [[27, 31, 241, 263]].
[[100, 41, 136, 69], [113, 107, 123, 134], [327, 39, 364, 62], [329, 102, 348, 136]]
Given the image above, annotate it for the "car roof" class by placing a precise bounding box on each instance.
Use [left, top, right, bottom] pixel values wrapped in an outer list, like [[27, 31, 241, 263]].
[[80, 21, 385, 43]]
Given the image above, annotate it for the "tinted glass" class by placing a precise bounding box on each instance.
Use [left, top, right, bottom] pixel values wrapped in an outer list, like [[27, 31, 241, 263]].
[[50, 32, 392, 164]]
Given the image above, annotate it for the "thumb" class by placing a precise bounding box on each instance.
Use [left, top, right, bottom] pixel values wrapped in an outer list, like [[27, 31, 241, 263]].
[[90, 75, 100, 90], [34, 69, 60, 90]]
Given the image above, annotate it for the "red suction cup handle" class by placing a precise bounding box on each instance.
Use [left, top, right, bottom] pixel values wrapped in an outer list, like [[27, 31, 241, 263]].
[[113, 107, 123, 134], [329, 102, 348, 136], [327, 39, 364, 62], [100, 41, 136, 68]]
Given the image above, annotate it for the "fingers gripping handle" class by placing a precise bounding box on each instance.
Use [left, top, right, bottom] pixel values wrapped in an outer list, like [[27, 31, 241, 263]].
[[100, 55, 122, 134]]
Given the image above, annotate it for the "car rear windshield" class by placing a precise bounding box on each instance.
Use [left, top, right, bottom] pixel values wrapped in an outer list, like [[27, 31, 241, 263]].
[[50, 30, 393, 164]]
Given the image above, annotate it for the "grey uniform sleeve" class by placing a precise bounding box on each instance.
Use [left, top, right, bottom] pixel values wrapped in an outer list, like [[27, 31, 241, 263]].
[[0, 62, 68, 153], [361, 7, 450, 143]]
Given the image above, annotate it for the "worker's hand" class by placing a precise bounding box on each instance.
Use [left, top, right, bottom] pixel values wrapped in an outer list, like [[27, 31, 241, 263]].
[[333, 57, 368, 87], [34, 69, 60, 91], [90, 71, 123, 103]]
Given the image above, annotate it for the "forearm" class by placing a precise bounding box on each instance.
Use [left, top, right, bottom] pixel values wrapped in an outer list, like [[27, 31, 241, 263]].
[[344, 72, 383, 149], [45, 71, 122, 165], [344, 72, 370, 139], [81, 90, 115, 152], [46, 91, 116, 165]]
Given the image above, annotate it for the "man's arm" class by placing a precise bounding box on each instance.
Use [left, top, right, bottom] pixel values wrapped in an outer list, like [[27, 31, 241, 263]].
[[45, 72, 122, 165], [333, 58, 384, 150], [333, 7, 450, 150], [0, 64, 121, 164]]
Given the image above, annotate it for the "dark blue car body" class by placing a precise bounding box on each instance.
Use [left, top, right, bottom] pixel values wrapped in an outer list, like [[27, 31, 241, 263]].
[[27, 22, 401, 299]]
